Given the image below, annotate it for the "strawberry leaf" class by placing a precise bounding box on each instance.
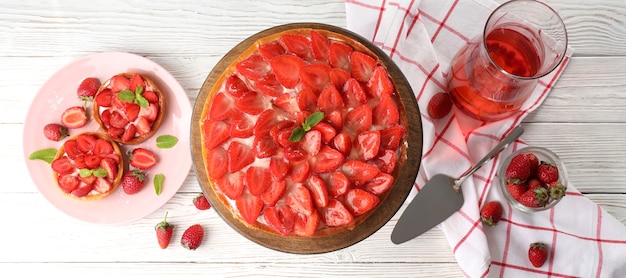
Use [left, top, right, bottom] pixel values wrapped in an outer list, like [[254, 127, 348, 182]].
[[28, 148, 57, 164], [118, 90, 136, 102], [289, 126, 305, 142], [156, 135, 178, 149], [154, 173, 165, 195]]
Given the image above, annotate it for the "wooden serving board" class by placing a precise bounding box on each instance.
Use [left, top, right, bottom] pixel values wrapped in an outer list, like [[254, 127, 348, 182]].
[[190, 22, 423, 254]]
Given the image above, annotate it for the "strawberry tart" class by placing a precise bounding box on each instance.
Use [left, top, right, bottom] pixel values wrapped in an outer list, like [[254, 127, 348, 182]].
[[197, 25, 410, 239], [51, 132, 124, 201], [92, 73, 165, 145]]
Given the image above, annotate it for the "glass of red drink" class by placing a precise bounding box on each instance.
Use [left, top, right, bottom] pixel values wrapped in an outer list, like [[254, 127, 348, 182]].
[[448, 0, 568, 121]]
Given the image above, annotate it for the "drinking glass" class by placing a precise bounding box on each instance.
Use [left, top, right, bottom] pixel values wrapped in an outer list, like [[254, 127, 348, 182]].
[[447, 0, 568, 121]]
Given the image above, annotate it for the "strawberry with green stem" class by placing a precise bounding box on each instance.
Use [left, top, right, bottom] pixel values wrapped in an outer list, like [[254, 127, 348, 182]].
[[155, 212, 174, 249]]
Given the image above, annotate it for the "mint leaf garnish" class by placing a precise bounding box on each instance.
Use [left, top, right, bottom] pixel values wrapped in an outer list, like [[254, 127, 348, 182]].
[[79, 169, 92, 178], [289, 112, 325, 142], [28, 148, 57, 164], [93, 168, 107, 178], [117, 90, 135, 102], [156, 135, 178, 149], [154, 173, 165, 195]]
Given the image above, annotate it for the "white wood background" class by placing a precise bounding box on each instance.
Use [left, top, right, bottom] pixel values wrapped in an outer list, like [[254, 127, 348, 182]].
[[2, 0, 626, 277]]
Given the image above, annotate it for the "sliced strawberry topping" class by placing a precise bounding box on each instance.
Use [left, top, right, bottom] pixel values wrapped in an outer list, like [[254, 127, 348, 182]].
[[263, 203, 295, 236], [259, 41, 287, 60], [58, 174, 79, 193], [202, 119, 230, 150], [84, 154, 102, 169], [139, 102, 159, 122], [311, 145, 345, 173], [354, 130, 381, 161], [205, 146, 228, 179], [253, 109, 278, 137], [129, 73, 145, 92], [245, 166, 272, 196], [328, 42, 353, 72], [262, 180, 286, 206], [363, 172, 394, 195], [317, 84, 344, 113], [296, 87, 318, 112], [300, 64, 331, 93], [320, 199, 353, 227], [344, 104, 373, 136], [52, 157, 74, 175], [254, 74, 283, 97], [225, 74, 250, 98], [71, 182, 94, 197], [289, 159, 311, 183], [331, 132, 352, 156], [209, 92, 236, 121], [63, 139, 80, 159], [227, 141, 254, 173], [252, 136, 278, 158], [76, 133, 97, 153], [350, 51, 378, 82], [100, 157, 118, 181], [373, 149, 397, 174], [269, 156, 290, 182], [326, 171, 350, 197], [215, 172, 245, 200], [235, 91, 266, 115], [79, 174, 96, 186], [121, 123, 137, 142], [286, 183, 313, 216], [343, 188, 380, 216], [343, 78, 368, 108], [329, 68, 351, 90], [236, 54, 270, 81], [342, 160, 380, 185], [373, 94, 399, 126], [270, 55, 304, 89], [92, 139, 114, 156], [312, 122, 336, 143], [109, 75, 131, 93], [129, 148, 158, 170], [273, 93, 298, 115], [300, 129, 321, 156], [142, 90, 159, 104], [280, 34, 311, 60], [61, 106, 87, 129], [93, 177, 112, 193], [293, 210, 320, 237], [325, 110, 343, 131], [109, 110, 129, 129], [310, 30, 330, 61], [95, 89, 113, 107], [136, 116, 151, 135], [366, 66, 394, 98], [107, 127, 124, 139], [379, 125, 405, 150], [229, 113, 254, 138], [235, 191, 264, 225], [305, 175, 329, 208]]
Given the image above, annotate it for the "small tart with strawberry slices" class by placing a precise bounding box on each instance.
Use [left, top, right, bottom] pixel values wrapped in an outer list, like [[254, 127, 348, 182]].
[[51, 132, 124, 201], [197, 25, 409, 239], [92, 73, 165, 145]]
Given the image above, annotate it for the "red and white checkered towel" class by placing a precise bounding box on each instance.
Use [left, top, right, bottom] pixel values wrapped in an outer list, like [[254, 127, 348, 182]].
[[345, 0, 626, 277]]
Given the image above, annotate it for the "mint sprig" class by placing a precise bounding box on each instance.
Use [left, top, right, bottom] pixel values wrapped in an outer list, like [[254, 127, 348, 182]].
[[117, 85, 149, 108], [289, 111, 324, 142]]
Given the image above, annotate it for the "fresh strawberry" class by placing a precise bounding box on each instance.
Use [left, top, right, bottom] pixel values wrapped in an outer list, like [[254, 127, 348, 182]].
[[71, 183, 93, 197], [258, 41, 286, 61], [235, 91, 265, 115], [305, 175, 329, 208], [155, 212, 174, 249], [224, 74, 250, 98], [331, 132, 352, 156], [317, 84, 344, 113], [528, 242, 549, 267], [129, 73, 145, 91], [202, 119, 230, 150], [363, 172, 394, 195], [343, 104, 372, 136], [107, 126, 124, 139], [289, 159, 311, 183], [285, 183, 313, 216], [350, 51, 377, 82], [372, 149, 396, 174], [77, 77, 100, 100], [109, 75, 131, 93], [263, 204, 295, 236], [181, 224, 204, 250], [92, 139, 114, 155], [548, 181, 566, 200], [518, 187, 549, 208], [505, 153, 533, 182], [343, 188, 380, 216], [270, 55, 304, 88], [366, 66, 394, 98], [329, 68, 351, 91], [44, 123, 69, 141], [205, 146, 228, 179], [379, 125, 405, 150], [208, 92, 235, 121], [57, 174, 79, 193], [100, 157, 118, 181], [295, 87, 318, 112], [252, 136, 278, 158], [279, 34, 311, 60], [537, 161, 559, 184], [229, 112, 254, 138], [193, 193, 211, 210], [325, 110, 343, 131], [254, 74, 283, 97], [319, 199, 353, 227], [95, 88, 113, 107], [373, 94, 399, 126], [328, 42, 353, 71], [310, 30, 330, 61], [300, 64, 331, 93], [245, 166, 272, 196], [84, 154, 102, 169], [227, 141, 255, 173], [269, 156, 290, 182], [61, 106, 88, 129], [293, 210, 320, 237], [139, 102, 159, 122], [129, 148, 158, 170], [254, 109, 279, 137], [120, 123, 136, 142], [142, 90, 159, 104], [311, 122, 336, 144], [51, 157, 74, 175], [136, 116, 151, 135], [354, 130, 381, 161], [236, 54, 270, 81], [326, 171, 350, 197], [235, 191, 264, 225], [480, 201, 503, 226], [427, 92, 453, 119], [300, 129, 322, 156], [93, 177, 112, 193], [341, 160, 380, 185], [122, 169, 146, 194], [261, 180, 286, 206], [527, 153, 539, 176], [108, 110, 129, 129], [506, 181, 528, 200], [527, 178, 545, 191], [215, 172, 245, 200], [311, 145, 345, 173], [76, 133, 97, 153]]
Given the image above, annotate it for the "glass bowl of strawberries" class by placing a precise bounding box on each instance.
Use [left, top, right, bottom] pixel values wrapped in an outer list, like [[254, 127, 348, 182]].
[[498, 146, 568, 212]]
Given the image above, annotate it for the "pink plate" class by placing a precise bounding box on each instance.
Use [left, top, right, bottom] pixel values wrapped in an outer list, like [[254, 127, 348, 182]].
[[23, 52, 192, 225]]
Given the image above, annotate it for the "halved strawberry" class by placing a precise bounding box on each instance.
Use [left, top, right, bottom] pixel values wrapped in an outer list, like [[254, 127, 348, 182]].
[[252, 136, 278, 158], [325, 110, 343, 131], [343, 188, 380, 216], [51, 157, 74, 175], [379, 125, 405, 150], [310, 30, 330, 61], [286, 183, 313, 216], [319, 199, 353, 227], [305, 175, 329, 208], [63, 139, 81, 159], [259, 41, 287, 60], [235, 91, 265, 115], [129, 73, 146, 92], [289, 159, 311, 183], [350, 51, 378, 82], [109, 75, 131, 93], [326, 171, 350, 197], [311, 145, 345, 173], [107, 126, 125, 139], [225, 74, 250, 98], [215, 172, 245, 200], [311, 122, 336, 143], [121, 123, 136, 142], [269, 156, 290, 182], [263, 204, 295, 236], [100, 157, 118, 181], [366, 66, 394, 98], [139, 102, 159, 122], [236, 54, 270, 81], [129, 148, 158, 170], [329, 68, 351, 91], [93, 177, 112, 193], [341, 160, 380, 185], [373, 94, 399, 126], [328, 42, 353, 71], [331, 132, 352, 156], [344, 104, 372, 136], [58, 174, 80, 193], [143, 90, 159, 104], [363, 172, 394, 195], [109, 110, 129, 129], [100, 109, 111, 127], [227, 141, 255, 173], [300, 130, 322, 156], [92, 138, 114, 156], [280, 34, 311, 60], [270, 55, 304, 89], [202, 119, 230, 150], [84, 154, 102, 169], [209, 92, 236, 121], [76, 133, 97, 153], [79, 174, 96, 186], [373, 149, 396, 174], [293, 210, 320, 237], [300, 64, 331, 93], [343, 78, 368, 108], [95, 88, 113, 107], [262, 180, 286, 206], [61, 106, 88, 129], [245, 166, 272, 196], [136, 116, 151, 135], [205, 146, 228, 179], [235, 191, 264, 225], [273, 93, 298, 115], [297, 87, 318, 112], [73, 155, 87, 169], [354, 130, 381, 161], [71, 182, 93, 198], [317, 84, 344, 113], [229, 113, 254, 138], [254, 74, 283, 97]]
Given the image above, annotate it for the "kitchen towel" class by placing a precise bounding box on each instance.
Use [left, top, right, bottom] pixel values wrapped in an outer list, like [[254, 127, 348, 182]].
[[345, 0, 626, 277]]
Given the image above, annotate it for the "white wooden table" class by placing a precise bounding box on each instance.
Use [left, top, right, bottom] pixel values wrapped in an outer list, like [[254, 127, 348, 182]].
[[2, 0, 625, 277]]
